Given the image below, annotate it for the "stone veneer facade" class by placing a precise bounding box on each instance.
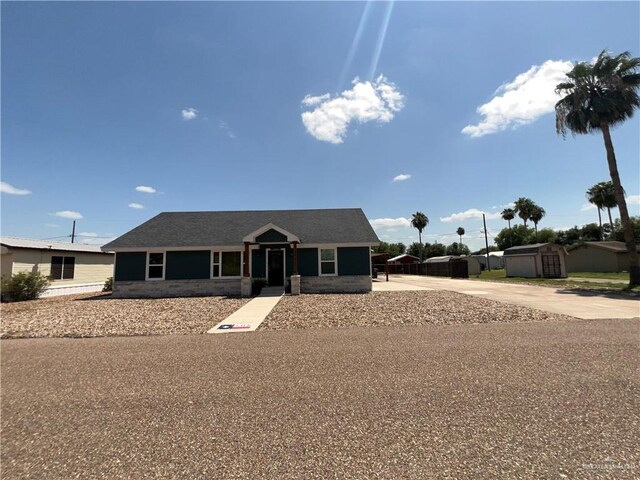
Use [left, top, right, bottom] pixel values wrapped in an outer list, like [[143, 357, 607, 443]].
[[111, 275, 371, 297], [300, 275, 371, 293], [112, 279, 241, 298]]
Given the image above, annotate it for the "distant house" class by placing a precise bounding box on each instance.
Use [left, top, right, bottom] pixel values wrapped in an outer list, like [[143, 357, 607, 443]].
[[566, 241, 640, 273], [1, 237, 114, 297], [504, 243, 567, 278], [101, 208, 379, 298], [388, 254, 420, 264], [471, 252, 504, 270]]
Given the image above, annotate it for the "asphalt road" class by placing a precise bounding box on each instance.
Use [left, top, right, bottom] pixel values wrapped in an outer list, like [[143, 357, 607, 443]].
[[376, 275, 640, 319], [2, 319, 639, 479]]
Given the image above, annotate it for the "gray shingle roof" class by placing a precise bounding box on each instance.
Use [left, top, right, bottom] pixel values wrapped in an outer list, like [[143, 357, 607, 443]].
[[102, 208, 379, 250]]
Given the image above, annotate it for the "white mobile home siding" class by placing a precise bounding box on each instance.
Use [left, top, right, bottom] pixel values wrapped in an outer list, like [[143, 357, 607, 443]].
[[2, 247, 114, 296]]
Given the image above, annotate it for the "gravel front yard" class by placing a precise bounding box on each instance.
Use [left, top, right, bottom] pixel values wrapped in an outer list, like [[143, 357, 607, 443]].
[[261, 291, 574, 330], [1, 294, 250, 339]]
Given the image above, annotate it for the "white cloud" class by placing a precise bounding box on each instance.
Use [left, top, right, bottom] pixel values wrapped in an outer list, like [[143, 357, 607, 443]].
[[219, 121, 236, 139], [128, 203, 144, 209], [462, 59, 572, 138], [135, 185, 156, 194], [181, 108, 198, 120], [79, 232, 98, 237], [54, 211, 83, 220], [369, 217, 411, 229], [392, 174, 411, 182], [440, 209, 502, 223], [301, 75, 405, 143], [581, 203, 597, 212], [302, 93, 330, 107], [0, 182, 31, 195], [626, 195, 640, 205]]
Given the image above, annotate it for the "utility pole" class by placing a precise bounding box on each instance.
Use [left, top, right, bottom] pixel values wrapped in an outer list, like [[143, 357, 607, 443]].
[[482, 213, 491, 272], [71, 220, 76, 244]]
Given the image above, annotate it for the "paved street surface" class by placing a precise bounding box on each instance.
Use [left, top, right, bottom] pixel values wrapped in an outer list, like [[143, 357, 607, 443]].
[[2, 319, 638, 479], [375, 275, 640, 319]]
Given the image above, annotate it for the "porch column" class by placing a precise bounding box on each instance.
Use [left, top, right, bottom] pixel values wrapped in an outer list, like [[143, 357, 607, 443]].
[[292, 241, 299, 275], [241, 242, 251, 297], [243, 242, 250, 277], [290, 241, 300, 295]]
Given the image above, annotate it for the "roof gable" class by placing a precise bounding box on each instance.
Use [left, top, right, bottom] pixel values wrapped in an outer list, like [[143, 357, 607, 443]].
[[244, 224, 299, 243]]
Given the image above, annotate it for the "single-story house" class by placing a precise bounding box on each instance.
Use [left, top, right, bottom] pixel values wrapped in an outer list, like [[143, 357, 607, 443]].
[[388, 254, 420, 264], [566, 241, 640, 273], [504, 243, 567, 278], [101, 208, 380, 298], [1, 237, 114, 297], [471, 252, 504, 270]]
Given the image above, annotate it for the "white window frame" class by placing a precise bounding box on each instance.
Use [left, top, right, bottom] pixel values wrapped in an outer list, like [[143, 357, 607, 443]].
[[146, 251, 165, 281], [318, 247, 338, 276], [210, 250, 243, 279], [50, 255, 76, 280]]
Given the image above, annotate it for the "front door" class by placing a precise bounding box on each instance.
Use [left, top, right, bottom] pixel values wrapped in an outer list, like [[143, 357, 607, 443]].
[[268, 250, 284, 286]]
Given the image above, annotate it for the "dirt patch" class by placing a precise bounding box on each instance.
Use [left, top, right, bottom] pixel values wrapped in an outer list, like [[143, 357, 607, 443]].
[[1, 293, 249, 339], [261, 291, 574, 330]]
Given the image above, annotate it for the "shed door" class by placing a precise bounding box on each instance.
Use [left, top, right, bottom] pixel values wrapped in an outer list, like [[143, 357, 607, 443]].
[[450, 260, 469, 278], [542, 254, 561, 278]]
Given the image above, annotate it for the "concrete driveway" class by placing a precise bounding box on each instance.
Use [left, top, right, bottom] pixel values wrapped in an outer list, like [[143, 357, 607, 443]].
[[374, 275, 640, 319], [2, 319, 638, 479]]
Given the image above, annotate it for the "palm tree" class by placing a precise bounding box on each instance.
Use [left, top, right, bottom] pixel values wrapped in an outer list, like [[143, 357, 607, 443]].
[[501, 207, 515, 247], [411, 212, 429, 263], [555, 50, 640, 286], [599, 181, 619, 232], [587, 181, 620, 238], [456, 227, 465, 245], [530, 205, 546, 238], [513, 197, 534, 229], [501, 208, 515, 229], [586, 183, 606, 236]]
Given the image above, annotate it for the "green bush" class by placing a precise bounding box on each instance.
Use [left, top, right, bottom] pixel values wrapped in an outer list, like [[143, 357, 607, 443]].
[[1, 271, 50, 302], [103, 277, 113, 292]]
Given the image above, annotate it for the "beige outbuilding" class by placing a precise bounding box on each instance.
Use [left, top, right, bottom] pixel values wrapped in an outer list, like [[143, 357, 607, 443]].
[[566, 241, 639, 273], [1, 237, 114, 297], [504, 243, 567, 278]]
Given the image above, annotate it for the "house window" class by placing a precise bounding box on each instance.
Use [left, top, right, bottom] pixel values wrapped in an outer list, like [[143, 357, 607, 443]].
[[212, 251, 242, 278], [147, 252, 165, 280], [320, 248, 337, 275], [51, 256, 75, 280]]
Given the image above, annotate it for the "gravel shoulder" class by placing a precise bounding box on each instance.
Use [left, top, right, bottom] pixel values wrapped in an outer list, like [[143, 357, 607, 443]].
[[261, 291, 574, 330], [1, 293, 249, 339]]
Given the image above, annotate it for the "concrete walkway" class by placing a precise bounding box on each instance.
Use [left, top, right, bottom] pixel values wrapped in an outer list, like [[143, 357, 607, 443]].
[[378, 275, 639, 320], [208, 287, 283, 334]]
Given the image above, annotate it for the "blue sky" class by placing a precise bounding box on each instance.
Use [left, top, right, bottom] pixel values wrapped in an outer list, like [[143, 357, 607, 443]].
[[2, 1, 639, 252]]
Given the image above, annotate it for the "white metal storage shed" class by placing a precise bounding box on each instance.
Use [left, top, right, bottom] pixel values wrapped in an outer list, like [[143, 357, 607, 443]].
[[504, 243, 567, 278]]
